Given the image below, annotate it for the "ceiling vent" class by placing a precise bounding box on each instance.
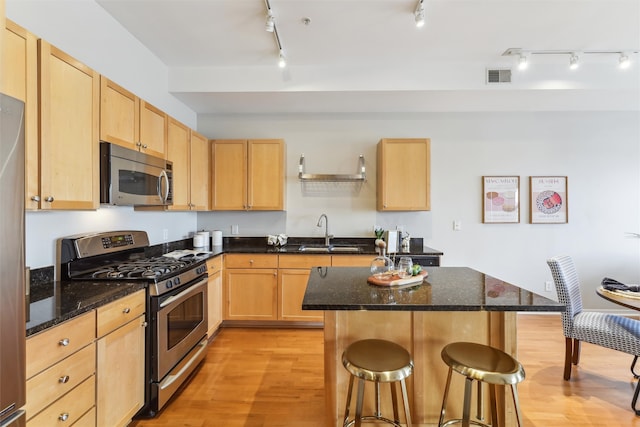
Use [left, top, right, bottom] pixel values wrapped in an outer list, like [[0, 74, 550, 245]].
[[486, 68, 512, 84]]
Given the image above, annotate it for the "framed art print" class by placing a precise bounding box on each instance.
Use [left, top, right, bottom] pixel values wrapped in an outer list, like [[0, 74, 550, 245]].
[[482, 176, 520, 223], [530, 176, 568, 223]]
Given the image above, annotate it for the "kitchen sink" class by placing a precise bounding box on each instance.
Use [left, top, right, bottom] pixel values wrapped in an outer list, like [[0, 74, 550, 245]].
[[298, 245, 361, 253]]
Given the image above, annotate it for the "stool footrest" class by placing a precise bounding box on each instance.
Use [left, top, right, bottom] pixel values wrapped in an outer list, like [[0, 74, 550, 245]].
[[344, 415, 405, 427], [441, 419, 492, 427]]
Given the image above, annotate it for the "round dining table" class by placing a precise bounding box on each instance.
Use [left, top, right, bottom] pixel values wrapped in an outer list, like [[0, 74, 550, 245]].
[[597, 286, 640, 311]]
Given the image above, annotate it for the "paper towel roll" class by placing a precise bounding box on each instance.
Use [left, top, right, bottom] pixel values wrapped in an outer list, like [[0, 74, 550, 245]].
[[212, 230, 223, 246], [193, 234, 205, 248], [197, 231, 210, 249]]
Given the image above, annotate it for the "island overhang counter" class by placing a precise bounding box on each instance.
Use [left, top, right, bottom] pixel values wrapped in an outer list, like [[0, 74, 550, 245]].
[[302, 266, 564, 427]]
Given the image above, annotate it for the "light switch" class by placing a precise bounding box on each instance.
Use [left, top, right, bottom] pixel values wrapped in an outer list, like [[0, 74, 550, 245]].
[[231, 224, 239, 235], [453, 220, 462, 231]]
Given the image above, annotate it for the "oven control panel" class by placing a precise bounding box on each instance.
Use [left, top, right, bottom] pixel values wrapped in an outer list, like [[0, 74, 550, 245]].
[[101, 233, 135, 249], [149, 262, 208, 297]]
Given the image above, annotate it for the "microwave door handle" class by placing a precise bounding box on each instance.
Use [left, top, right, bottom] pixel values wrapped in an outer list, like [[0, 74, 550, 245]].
[[158, 170, 169, 203]]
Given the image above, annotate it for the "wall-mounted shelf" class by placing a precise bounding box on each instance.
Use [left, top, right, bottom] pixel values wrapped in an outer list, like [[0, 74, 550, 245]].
[[298, 154, 366, 182]]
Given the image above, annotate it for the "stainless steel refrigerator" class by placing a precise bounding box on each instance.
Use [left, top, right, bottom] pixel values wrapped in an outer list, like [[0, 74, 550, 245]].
[[0, 93, 26, 426]]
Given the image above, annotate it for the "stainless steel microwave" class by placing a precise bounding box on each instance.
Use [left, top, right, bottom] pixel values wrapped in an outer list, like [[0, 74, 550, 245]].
[[100, 142, 173, 206]]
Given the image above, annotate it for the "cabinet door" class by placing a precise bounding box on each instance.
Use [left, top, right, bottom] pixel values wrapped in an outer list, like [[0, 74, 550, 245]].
[[99, 76, 140, 150], [278, 269, 323, 322], [224, 269, 278, 321], [96, 314, 145, 427], [207, 257, 223, 335], [139, 100, 167, 158], [211, 139, 247, 210], [377, 138, 430, 211], [39, 40, 99, 210], [167, 117, 191, 210], [247, 139, 285, 210], [190, 130, 210, 210], [2, 21, 39, 210]]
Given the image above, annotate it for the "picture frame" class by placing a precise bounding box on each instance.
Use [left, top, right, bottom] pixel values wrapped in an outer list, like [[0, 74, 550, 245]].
[[530, 176, 568, 224], [482, 176, 520, 223]]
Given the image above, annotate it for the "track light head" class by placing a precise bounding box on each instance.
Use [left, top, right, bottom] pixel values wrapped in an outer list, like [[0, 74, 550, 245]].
[[278, 50, 287, 68], [414, 1, 425, 27], [568, 53, 580, 70], [265, 11, 275, 32], [517, 53, 529, 70], [619, 53, 631, 69]]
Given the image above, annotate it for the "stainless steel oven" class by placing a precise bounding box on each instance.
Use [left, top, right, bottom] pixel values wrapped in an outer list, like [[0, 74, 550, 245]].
[[152, 275, 208, 409]]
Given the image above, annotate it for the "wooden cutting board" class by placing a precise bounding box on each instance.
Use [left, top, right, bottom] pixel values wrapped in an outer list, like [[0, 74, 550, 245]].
[[367, 270, 428, 287]]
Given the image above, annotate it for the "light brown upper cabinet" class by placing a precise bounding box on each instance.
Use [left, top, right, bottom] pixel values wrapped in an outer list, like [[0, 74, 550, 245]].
[[156, 120, 210, 211], [211, 139, 285, 211], [100, 76, 167, 159], [189, 130, 210, 210], [2, 20, 39, 210], [377, 138, 431, 211], [39, 40, 100, 210]]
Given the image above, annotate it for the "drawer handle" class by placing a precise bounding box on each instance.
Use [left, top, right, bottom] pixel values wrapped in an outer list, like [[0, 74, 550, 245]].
[[59, 413, 69, 421], [58, 338, 70, 346], [122, 307, 131, 314], [59, 375, 70, 384]]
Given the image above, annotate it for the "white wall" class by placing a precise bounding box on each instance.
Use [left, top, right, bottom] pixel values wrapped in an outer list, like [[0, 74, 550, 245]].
[[197, 111, 640, 310], [26, 208, 197, 270]]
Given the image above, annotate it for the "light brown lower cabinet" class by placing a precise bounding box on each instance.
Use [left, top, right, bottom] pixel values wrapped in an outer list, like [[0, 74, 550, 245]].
[[223, 254, 375, 323], [96, 291, 146, 427], [25, 290, 146, 427], [207, 255, 223, 336]]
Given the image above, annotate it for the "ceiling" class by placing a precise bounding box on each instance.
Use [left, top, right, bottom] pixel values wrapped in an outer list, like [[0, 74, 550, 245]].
[[95, 0, 640, 114]]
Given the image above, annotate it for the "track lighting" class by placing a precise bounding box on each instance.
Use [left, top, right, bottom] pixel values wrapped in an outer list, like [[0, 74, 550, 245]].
[[619, 53, 631, 69], [503, 48, 638, 71], [265, 11, 275, 32], [414, 0, 425, 28], [568, 53, 580, 70], [278, 50, 286, 68]]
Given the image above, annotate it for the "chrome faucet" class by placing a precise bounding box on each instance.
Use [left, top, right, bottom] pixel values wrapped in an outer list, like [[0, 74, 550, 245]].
[[317, 214, 333, 246]]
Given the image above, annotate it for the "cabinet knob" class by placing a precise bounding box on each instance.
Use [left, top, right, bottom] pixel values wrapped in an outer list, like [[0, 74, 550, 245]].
[[142, 144, 148, 149], [122, 307, 131, 314], [59, 375, 70, 384], [136, 141, 142, 147], [31, 195, 41, 202], [142, 321, 148, 328], [249, 259, 254, 264], [45, 196, 54, 202], [58, 413, 69, 421], [58, 338, 70, 346]]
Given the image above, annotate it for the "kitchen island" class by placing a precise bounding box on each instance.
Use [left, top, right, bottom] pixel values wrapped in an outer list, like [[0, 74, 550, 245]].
[[302, 266, 563, 427]]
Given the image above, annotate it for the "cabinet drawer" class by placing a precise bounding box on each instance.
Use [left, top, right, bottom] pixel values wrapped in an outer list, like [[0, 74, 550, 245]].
[[278, 254, 331, 269], [207, 255, 223, 274], [331, 255, 375, 267], [225, 254, 277, 269], [26, 343, 95, 417], [26, 311, 95, 379], [96, 290, 145, 337], [27, 375, 95, 426]]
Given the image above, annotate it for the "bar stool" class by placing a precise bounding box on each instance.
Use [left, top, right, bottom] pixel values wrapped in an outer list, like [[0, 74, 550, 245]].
[[438, 342, 525, 427], [342, 339, 413, 427]]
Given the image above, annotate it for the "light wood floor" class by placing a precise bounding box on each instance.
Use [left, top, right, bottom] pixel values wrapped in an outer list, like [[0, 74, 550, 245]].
[[130, 314, 640, 426]]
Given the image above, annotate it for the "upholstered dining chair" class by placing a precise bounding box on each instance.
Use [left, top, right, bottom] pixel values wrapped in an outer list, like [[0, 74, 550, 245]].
[[547, 255, 640, 413]]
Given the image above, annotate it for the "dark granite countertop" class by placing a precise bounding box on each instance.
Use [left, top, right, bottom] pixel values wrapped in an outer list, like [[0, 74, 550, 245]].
[[222, 236, 443, 256], [301, 266, 564, 312], [26, 273, 146, 336]]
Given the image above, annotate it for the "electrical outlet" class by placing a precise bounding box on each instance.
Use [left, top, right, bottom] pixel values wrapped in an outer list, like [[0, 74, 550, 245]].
[[545, 281, 553, 292], [231, 224, 239, 235], [162, 229, 168, 241]]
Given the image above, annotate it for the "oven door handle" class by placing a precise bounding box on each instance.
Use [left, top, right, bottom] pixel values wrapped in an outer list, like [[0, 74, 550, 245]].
[[159, 278, 207, 308]]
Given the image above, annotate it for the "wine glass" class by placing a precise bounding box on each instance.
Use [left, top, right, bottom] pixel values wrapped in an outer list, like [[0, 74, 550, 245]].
[[397, 257, 413, 278]]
